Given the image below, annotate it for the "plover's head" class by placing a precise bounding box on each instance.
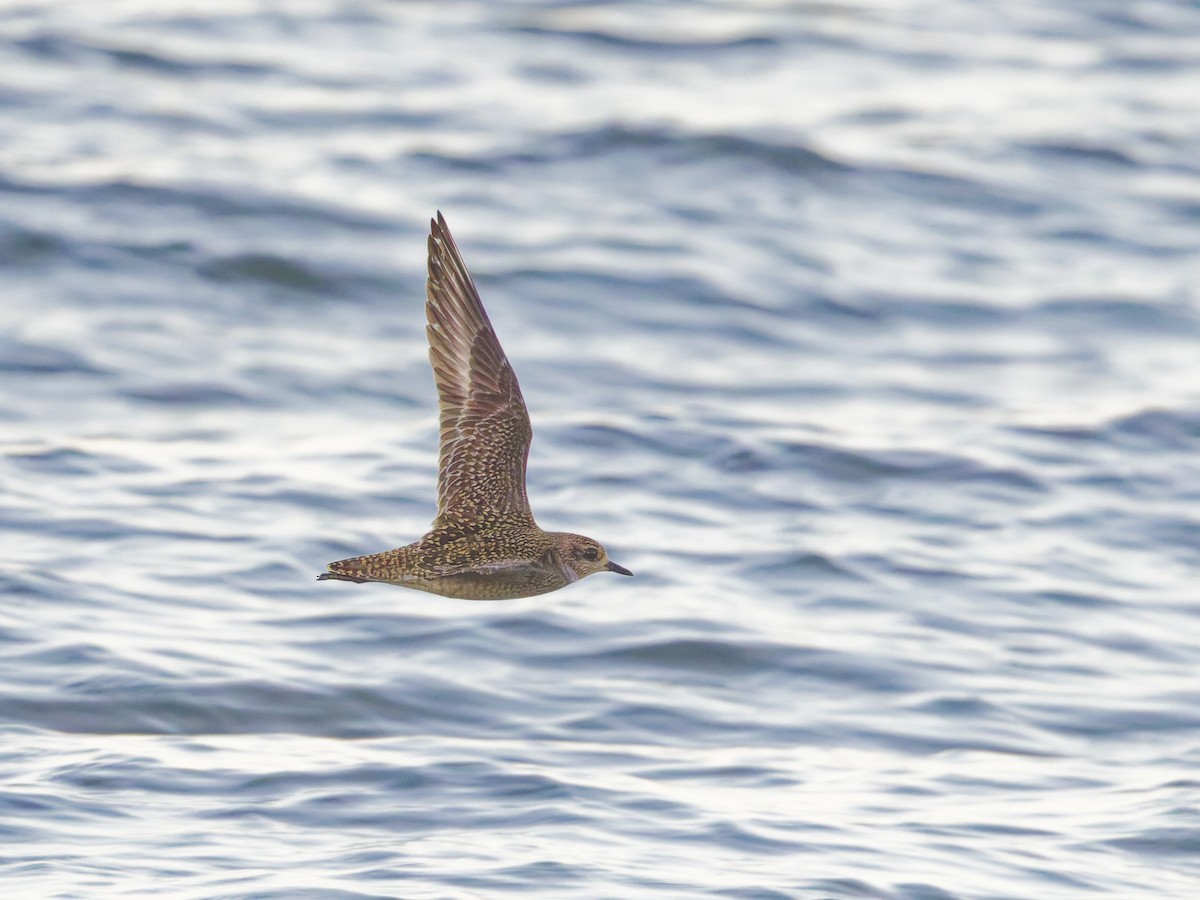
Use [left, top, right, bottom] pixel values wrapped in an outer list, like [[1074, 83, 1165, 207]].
[[554, 533, 633, 581]]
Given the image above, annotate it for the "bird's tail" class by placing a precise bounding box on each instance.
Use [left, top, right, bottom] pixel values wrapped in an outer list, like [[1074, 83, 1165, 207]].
[[317, 554, 376, 584], [316, 570, 370, 583], [317, 548, 410, 584]]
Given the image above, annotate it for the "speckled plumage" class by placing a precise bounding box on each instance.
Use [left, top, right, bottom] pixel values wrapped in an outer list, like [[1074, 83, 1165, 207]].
[[318, 212, 632, 600]]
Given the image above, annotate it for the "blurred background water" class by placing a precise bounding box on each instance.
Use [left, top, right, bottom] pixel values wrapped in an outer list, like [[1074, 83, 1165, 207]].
[[2, 1, 1200, 897]]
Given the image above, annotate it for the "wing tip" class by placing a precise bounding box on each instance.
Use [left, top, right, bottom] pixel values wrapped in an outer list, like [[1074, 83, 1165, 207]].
[[431, 210, 449, 242], [428, 211, 454, 277]]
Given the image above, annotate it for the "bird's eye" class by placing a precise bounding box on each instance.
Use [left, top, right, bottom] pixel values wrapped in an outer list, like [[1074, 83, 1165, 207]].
[[581, 547, 599, 561]]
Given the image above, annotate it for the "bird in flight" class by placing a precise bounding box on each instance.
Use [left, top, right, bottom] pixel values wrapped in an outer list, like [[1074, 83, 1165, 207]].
[[319, 213, 632, 600]]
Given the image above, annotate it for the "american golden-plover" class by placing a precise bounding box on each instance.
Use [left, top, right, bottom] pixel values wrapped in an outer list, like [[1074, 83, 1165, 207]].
[[318, 213, 632, 600]]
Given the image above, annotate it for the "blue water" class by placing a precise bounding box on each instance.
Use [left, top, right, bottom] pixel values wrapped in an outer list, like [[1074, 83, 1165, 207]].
[[3, 1, 1200, 897]]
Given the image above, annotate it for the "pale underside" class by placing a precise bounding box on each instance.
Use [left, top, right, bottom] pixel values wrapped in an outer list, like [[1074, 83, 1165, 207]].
[[379, 554, 579, 597]]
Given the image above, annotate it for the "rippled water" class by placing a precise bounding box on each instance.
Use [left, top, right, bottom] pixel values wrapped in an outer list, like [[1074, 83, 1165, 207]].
[[3, 1, 1200, 897]]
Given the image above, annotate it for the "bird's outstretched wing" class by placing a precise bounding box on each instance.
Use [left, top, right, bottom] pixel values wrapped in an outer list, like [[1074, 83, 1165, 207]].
[[424, 212, 534, 534]]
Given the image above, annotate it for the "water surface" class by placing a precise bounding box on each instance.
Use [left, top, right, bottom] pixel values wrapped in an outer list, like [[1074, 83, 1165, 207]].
[[3, 1, 1200, 897]]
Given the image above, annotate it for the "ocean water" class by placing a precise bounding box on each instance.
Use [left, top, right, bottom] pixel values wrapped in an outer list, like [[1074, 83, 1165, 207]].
[[3, 1, 1200, 897]]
